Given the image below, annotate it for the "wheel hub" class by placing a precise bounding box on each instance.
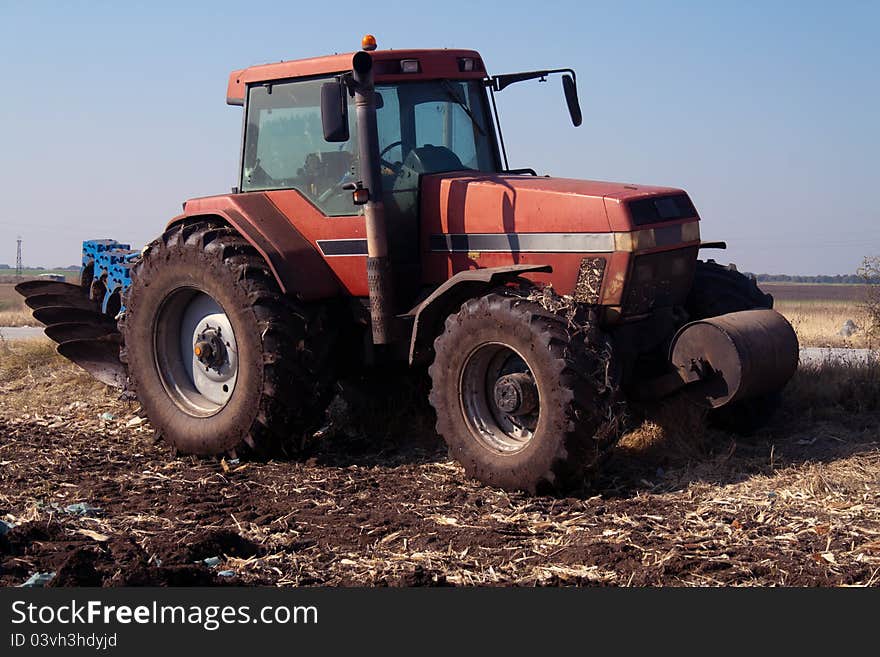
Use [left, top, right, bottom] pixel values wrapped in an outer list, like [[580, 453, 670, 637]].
[[194, 326, 227, 370], [493, 373, 538, 416]]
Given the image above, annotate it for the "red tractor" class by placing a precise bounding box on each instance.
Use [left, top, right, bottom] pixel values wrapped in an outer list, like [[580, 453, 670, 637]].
[[17, 36, 798, 492]]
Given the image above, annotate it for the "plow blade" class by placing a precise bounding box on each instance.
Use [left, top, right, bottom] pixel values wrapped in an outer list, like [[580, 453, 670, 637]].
[[14, 280, 88, 298], [16, 279, 127, 389], [57, 336, 127, 389], [32, 306, 118, 329], [24, 293, 99, 312], [44, 322, 120, 343]]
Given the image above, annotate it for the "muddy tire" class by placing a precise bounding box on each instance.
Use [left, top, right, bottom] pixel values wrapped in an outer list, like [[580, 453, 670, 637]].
[[428, 292, 620, 493], [120, 220, 336, 457], [685, 259, 779, 433]]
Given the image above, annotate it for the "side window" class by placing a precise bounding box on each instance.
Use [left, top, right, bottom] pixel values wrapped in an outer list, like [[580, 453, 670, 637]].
[[242, 78, 360, 216]]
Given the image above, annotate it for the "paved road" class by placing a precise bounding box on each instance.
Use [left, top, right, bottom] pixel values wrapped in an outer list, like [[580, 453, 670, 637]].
[[0, 326, 47, 341], [798, 347, 874, 365]]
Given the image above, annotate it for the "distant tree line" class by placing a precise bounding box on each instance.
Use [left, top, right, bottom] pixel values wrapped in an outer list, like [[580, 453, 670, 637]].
[[752, 273, 879, 284]]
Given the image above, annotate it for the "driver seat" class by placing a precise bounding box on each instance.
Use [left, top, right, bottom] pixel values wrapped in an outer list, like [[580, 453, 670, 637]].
[[401, 144, 465, 175]]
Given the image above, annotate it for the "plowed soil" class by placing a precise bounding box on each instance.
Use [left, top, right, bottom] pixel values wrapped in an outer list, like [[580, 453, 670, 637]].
[[1, 345, 879, 587]]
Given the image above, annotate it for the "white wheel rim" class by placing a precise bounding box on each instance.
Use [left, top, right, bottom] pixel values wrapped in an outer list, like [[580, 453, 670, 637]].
[[154, 288, 239, 417]]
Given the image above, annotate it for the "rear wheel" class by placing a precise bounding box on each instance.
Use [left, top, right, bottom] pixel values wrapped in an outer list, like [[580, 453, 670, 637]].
[[685, 259, 780, 433], [428, 292, 620, 493], [686, 259, 772, 317], [121, 220, 337, 457]]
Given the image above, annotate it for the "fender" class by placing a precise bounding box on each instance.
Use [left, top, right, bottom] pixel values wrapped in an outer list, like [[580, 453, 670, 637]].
[[406, 264, 552, 364], [166, 194, 341, 301]]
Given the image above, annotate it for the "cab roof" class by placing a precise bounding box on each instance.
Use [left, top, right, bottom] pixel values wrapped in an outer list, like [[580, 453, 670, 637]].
[[226, 49, 486, 105]]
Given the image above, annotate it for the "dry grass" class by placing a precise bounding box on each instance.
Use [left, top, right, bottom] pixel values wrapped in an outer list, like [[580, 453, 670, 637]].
[[759, 282, 873, 348], [617, 395, 710, 460], [0, 284, 39, 327], [0, 310, 39, 327], [0, 339, 58, 378], [618, 353, 880, 458], [784, 352, 880, 417], [0, 339, 118, 417], [775, 299, 871, 349]]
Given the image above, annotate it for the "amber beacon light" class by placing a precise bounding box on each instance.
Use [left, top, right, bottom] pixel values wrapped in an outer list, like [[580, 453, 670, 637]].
[[361, 34, 377, 51]]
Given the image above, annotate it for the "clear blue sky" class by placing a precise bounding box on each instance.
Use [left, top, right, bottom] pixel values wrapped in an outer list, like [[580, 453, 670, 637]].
[[0, 0, 877, 274]]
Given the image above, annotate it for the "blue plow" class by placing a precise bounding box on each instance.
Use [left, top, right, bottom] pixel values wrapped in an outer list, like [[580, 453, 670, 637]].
[[14, 239, 138, 388]]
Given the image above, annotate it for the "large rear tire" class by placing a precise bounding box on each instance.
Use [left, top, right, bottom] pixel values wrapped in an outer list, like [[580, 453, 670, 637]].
[[428, 293, 620, 493], [686, 259, 772, 317], [121, 220, 337, 457]]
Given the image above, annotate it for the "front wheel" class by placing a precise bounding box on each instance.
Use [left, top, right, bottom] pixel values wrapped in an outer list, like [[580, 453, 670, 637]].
[[428, 293, 620, 493], [121, 220, 337, 457]]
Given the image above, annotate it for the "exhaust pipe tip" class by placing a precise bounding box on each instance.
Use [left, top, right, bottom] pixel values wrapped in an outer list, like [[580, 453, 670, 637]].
[[352, 50, 373, 76]]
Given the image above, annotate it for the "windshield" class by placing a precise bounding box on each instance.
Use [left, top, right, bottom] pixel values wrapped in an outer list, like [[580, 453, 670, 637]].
[[375, 80, 498, 175]]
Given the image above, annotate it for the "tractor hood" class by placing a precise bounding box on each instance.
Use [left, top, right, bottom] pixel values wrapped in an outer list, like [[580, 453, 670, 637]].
[[419, 172, 690, 234]]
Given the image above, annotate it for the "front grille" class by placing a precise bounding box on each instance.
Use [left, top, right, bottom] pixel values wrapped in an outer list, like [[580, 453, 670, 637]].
[[628, 193, 698, 227], [622, 247, 697, 315], [573, 257, 606, 304]]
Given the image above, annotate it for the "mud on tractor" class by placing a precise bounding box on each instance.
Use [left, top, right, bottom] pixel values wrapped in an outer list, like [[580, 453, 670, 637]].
[[17, 36, 799, 493]]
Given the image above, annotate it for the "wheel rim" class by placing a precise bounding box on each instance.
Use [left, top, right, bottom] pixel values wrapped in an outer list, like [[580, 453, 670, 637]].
[[154, 288, 239, 417], [459, 342, 540, 453]]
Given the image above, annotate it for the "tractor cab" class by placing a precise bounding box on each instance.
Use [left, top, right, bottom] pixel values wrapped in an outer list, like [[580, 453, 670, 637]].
[[238, 48, 486, 306], [231, 44, 504, 209], [229, 39, 579, 312]]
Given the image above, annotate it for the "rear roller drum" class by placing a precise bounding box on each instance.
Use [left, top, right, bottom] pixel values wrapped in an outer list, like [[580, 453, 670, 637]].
[[685, 259, 785, 433]]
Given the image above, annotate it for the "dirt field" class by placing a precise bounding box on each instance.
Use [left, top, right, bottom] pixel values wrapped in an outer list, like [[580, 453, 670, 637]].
[[1, 340, 878, 587], [762, 283, 868, 303]]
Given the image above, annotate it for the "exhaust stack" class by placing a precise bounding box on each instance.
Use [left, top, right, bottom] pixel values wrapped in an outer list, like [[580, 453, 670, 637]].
[[352, 49, 395, 345]]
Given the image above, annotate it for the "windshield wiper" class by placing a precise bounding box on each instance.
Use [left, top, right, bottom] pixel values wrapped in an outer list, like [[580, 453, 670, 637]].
[[441, 80, 485, 136]]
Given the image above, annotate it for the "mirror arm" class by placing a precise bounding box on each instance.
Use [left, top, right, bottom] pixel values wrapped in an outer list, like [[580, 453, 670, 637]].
[[489, 68, 577, 92], [338, 72, 355, 95]]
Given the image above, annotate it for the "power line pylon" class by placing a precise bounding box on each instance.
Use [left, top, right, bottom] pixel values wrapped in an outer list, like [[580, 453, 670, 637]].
[[15, 236, 22, 281]]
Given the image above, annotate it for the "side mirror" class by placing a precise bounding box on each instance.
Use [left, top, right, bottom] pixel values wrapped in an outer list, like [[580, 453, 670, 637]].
[[321, 81, 349, 142], [561, 74, 582, 127]]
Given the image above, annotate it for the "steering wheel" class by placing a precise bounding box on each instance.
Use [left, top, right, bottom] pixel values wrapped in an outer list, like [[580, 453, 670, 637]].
[[379, 140, 403, 173]]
